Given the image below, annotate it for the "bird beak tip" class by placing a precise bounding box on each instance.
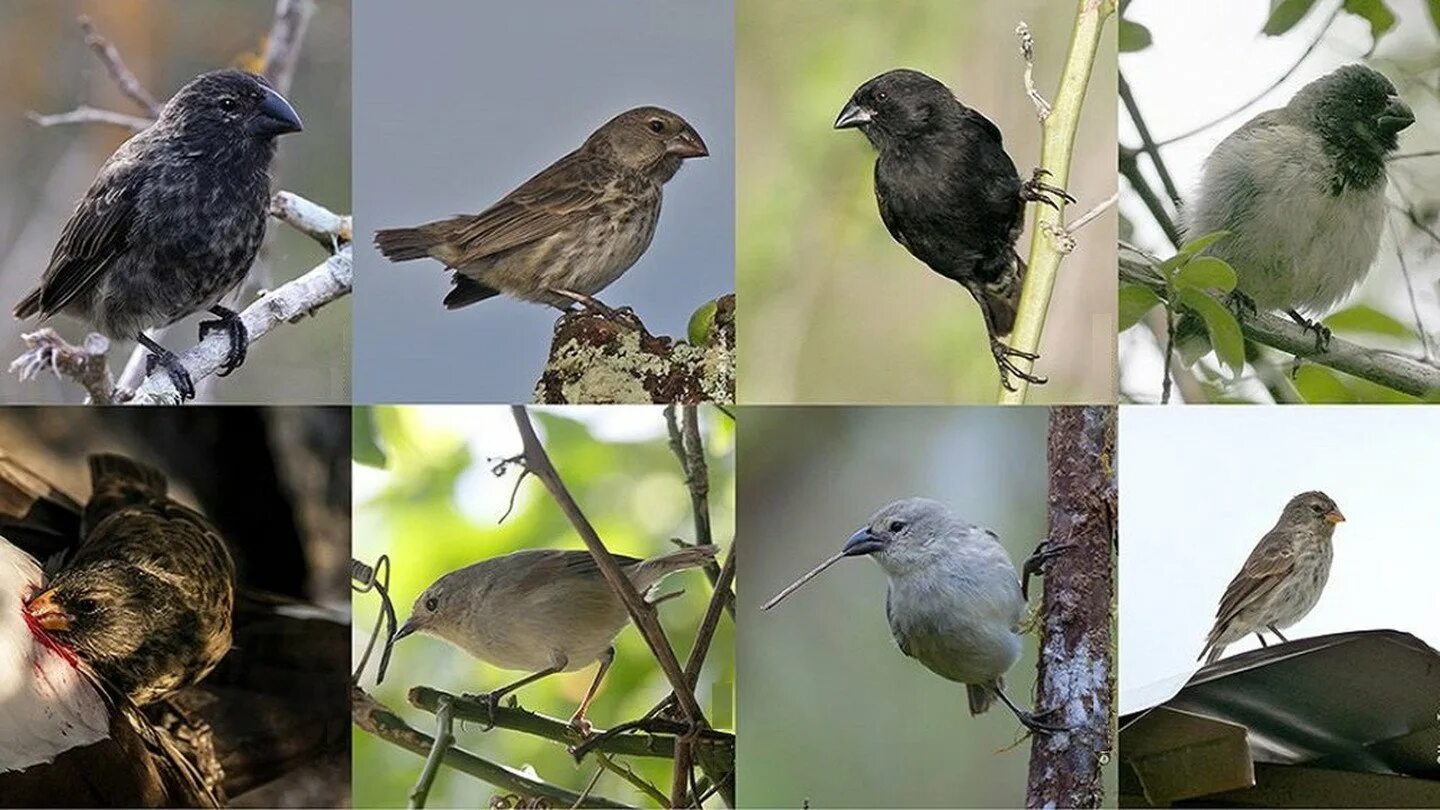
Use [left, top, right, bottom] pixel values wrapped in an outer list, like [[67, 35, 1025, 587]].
[[834, 104, 872, 130], [841, 527, 884, 557], [25, 590, 71, 632], [666, 131, 708, 159], [1326, 510, 1346, 524]]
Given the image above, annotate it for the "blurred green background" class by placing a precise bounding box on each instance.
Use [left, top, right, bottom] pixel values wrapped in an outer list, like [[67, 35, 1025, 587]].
[[737, 0, 1117, 404], [0, 0, 351, 403], [351, 405, 735, 808], [737, 406, 1116, 807]]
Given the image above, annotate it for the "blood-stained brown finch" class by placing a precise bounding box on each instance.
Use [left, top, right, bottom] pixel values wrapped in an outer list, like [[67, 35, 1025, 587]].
[[1199, 490, 1344, 664], [374, 106, 708, 312]]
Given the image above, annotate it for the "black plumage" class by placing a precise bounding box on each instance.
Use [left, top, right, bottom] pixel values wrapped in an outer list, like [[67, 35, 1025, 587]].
[[26, 454, 235, 706], [835, 69, 1069, 389], [13, 69, 303, 400]]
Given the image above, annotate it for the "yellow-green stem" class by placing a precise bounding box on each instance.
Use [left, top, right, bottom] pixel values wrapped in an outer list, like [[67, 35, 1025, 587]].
[[998, 0, 1114, 404]]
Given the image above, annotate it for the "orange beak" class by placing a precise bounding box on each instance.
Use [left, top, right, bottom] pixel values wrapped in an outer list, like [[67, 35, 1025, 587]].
[[1324, 509, 1346, 524], [26, 589, 71, 632]]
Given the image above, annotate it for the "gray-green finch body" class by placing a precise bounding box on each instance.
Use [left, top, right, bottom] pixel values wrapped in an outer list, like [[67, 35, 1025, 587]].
[[1199, 490, 1344, 664], [395, 546, 716, 731]]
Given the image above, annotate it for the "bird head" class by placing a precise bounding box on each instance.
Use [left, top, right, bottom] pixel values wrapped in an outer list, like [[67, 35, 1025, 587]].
[[591, 106, 708, 183], [835, 69, 961, 150], [160, 68, 303, 143], [843, 497, 961, 576], [24, 561, 159, 671], [1290, 65, 1411, 183], [393, 575, 454, 643], [1281, 490, 1346, 531]]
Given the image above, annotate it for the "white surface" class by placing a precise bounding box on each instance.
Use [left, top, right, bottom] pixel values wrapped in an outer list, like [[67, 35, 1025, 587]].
[[1119, 407, 1440, 715]]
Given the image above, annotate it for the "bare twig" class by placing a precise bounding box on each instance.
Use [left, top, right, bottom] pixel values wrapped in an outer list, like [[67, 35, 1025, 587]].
[[682, 546, 735, 691], [352, 687, 634, 809], [271, 190, 352, 247], [351, 555, 397, 684], [408, 695, 455, 809], [1065, 192, 1118, 236], [1118, 72, 1181, 206], [261, 0, 316, 94], [26, 106, 151, 130], [1015, 22, 1051, 120], [664, 406, 734, 618], [78, 15, 161, 115], [594, 754, 669, 808], [9, 330, 117, 404]]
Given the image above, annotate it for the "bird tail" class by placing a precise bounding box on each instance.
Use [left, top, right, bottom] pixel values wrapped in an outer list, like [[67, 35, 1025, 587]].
[[630, 545, 719, 595], [14, 287, 42, 320], [976, 252, 1026, 337], [967, 680, 997, 716], [373, 225, 440, 262]]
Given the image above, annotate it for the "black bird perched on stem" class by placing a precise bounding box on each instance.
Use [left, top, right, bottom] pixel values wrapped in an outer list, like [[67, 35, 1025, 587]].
[[14, 69, 303, 401], [374, 106, 708, 316], [25, 454, 236, 705], [835, 68, 1071, 390]]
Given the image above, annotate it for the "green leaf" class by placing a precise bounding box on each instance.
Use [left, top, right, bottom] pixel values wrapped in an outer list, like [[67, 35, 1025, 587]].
[[1323, 305, 1416, 339], [1293, 365, 1357, 403], [1343, 0, 1397, 41], [1178, 288, 1245, 376], [1429, 0, 1440, 33], [1118, 284, 1162, 331], [352, 406, 388, 468], [1264, 0, 1320, 34], [1158, 230, 1231, 276], [1118, 19, 1153, 51], [1174, 257, 1238, 293]]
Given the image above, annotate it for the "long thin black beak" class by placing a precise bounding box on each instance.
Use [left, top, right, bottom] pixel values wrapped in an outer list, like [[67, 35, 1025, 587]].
[[251, 85, 303, 137], [834, 101, 872, 130], [392, 616, 417, 641], [1378, 95, 1414, 134], [842, 527, 885, 556]]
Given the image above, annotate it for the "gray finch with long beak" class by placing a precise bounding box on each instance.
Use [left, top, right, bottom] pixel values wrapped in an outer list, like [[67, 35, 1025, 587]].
[[1199, 490, 1344, 665], [763, 497, 1065, 733], [394, 545, 716, 732]]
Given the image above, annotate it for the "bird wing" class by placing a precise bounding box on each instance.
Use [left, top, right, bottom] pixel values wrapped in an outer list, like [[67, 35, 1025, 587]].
[[1211, 528, 1296, 633], [445, 151, 614, 264], [961, 106, 1005, 147], [885, 585, 914, 658], [31, 153, 145, 317]]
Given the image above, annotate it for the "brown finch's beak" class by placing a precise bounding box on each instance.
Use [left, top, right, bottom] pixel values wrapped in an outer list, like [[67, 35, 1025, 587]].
[[666, 128, 708, 159], [392, 615, 419, 641], [26, 589, 72, 632], [1324, 508, 1346, 524]]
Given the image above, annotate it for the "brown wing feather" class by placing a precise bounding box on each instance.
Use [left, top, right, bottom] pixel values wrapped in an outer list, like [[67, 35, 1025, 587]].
[[27, 156, 144, 317], [1209, 530, 1295, 636], [444, 151, 610, 264]]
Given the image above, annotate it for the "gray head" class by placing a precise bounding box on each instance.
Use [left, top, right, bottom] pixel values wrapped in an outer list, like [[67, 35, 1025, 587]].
[[843, 497, 972, 575], [1277, 490, 1345, 534], [1287, 64, 1412, 189], [393, 567, 473, 643]]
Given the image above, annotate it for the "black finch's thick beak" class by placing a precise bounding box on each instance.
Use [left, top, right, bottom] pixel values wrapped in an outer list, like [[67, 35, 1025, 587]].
[[26, 589, 71, 632], [250, 86, 304, 137], [842, 527, 885, 557], [834, 100, 873, 130], [392, 616, 418, 641], [1377, 95, 1415, 134], [666, 128, 709, 159]]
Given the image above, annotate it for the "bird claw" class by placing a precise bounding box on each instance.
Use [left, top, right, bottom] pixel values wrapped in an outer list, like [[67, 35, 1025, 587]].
[[1226, 290, 1258, 320], [1021, 538, 1075, 601], [143, 344, 196, 401], [1019, 705, 1070, 734], [551, 289, 653, 336], [1286, 309, 1331, 353], [1021, 168, 1076, 210], [460, 691, 500, 731], [568, 714, 595, 738], [991, 339, 1046, 391], [197, 305, 248, 377]]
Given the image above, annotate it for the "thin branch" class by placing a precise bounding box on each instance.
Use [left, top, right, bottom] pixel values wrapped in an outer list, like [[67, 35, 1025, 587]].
[[78, 15, 161, 115], [271, 190, 352, 247], [261, 0, 316, 95], [1390, 216, 1436, 362], [9, 330, 116, 404], [682, 546, 735, 691], [1121, 253, 1440, 398], [1118, 72, 1181, 206], [1390, 150, 1440, 161], [351, 687, 634, 809], [26, 107, 151, 130], [1118, 147, 1181, 248], [664, 406, 734, 618], [408, 696, 455, 809], [128, 243, 352, 404], [997, 0, 1114, 404], [594, 754, 668, 808], [1015, 22, 1051, 120]]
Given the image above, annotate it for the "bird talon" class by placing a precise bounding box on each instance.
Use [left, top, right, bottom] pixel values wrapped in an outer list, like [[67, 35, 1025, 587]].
[[197, 305, 248, 377], [992, 340, 1046, 390], [140, 339, 195, 401]]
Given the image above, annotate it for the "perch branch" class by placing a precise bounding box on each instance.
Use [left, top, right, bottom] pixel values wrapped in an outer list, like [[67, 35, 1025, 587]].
[[1121, 253, 1440, 398], [999, 0, 1114, 404], [1027, 407, 1115, 809], [407, 695, 455, 809], [26, 107, 151, 130], [78, 15, 160, 115], [664, 405, 734, 618], [351, 687, 633, 809]]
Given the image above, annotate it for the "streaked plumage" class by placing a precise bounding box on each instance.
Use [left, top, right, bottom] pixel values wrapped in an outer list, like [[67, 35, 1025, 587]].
[[374, 106, 708, 311], [1199, 490, 1344, 664]]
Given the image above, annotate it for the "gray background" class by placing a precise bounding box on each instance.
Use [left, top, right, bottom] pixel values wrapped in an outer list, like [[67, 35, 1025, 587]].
[[353, 0, 734, 403]]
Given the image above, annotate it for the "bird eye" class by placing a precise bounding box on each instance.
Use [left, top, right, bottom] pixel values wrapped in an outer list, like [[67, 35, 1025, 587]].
[[219, 97, 238, 112], [888, 519, 906, 532], [424, 597, 438, 612], [875, 91, 888, 102], [74, 598, 100, 615], [1310, 503, 1324, 513], [648, 119, 665, 134]]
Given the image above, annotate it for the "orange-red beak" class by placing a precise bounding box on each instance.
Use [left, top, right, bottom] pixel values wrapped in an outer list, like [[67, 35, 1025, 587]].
[[1324, 509, 1346, 524], [26, 589, 71, 632]]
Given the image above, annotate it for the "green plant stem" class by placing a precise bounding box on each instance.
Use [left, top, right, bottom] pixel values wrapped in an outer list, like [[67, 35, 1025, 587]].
[[408, 695, 454, 809], [999, 0, 1114, 404]]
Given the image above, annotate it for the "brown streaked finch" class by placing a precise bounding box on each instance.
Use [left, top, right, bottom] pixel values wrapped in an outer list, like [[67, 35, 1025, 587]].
[[374, 106, 708, 315], [1199, 490, 1344, 665], [393, 545, 717, 733]]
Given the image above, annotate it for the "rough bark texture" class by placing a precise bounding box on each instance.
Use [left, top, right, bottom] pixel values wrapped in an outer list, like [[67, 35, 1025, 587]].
[[1027, 406, 1116, 809], [534, 294, 735, 404]]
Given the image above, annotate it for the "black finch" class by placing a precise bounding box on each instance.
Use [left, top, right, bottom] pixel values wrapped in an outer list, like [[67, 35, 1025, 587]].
[[374, 106, 708, 311], [835, 69, 1071, 390], [25, 454, 235, 706], [13, 69, 303, 400]]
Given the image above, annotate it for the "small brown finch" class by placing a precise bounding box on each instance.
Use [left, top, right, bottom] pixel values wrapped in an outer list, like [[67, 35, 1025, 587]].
[[394, 546, 716, 732], [374, 106, 708, 313], [1199, 490, 1344, 664]]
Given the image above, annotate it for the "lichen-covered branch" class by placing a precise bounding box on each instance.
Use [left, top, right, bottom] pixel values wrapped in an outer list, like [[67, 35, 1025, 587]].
[[1027, 406, 1115, 809], [536, 294, 735, 404]]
